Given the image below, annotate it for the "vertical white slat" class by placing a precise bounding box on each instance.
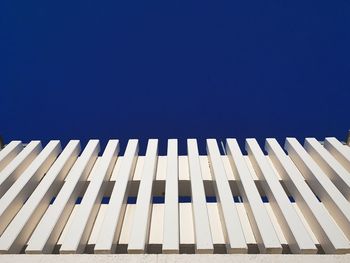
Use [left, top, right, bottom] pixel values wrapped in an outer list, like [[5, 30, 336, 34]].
[[0, 141, 42, 197], [225, 139, 282, 253], [148, 203, 164, 253], [266, 138, 350, 254], [0, 141, 23, 172], [162, 139, 179, 253], [179, 202, 195, 252], [304, 138, 350, 200], [187, 139, 213, 254], [285, 138, 350, 240], [207, 203, 225, 248], [0, 141, 81, 254], [118, 204, 136, 252], [235, 203, 257, 246], [94, 139, 139, 253], [128, 139, 158, 253], [0, 140, 61, 236], [25, 140, 100, 254], [59, 140, 119, 254], [206, 139, 247, 253], [324, 137, 350, 173], [87, 204, 109, 247], [246, 139, 317, 254]]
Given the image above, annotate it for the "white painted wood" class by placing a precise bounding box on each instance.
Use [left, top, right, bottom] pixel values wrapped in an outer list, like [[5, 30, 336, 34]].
[[60, 140, 119, 254], [292, 203, 319, 245], [118, 204, 136, 247], [0, 141, 42, 197], [156, 156, 167, 181], [0, 136, 349, 255], [305, 138, 350, 200], [324, 137, 350, 173], [0, 140, 61, 236], [225, 139, 281, 254], [207, 203, 225, 246], [133, 156, 144, 181], [128, 139, 158, 253], [0, 141, 23, 172], [246, 139, 317, 254], [162, 139, 179, 253], [285, 138, 350, 241], [94, 139, 138, 253], [264, 203, 287, 246], [25, 140, 100, 254], [199, 156, 212, 180], [109, 156, 123, 181], [179, 156, 190, 180], [235, 203, 256, 245], [206, 139, 247, 253], [266, 138, 350, 254], [187, 139, 213, 254], [179, 203, 195, 247], [88, 204, 108, 246], [0, 140, 80, 254], [149, 204, 164, 246]]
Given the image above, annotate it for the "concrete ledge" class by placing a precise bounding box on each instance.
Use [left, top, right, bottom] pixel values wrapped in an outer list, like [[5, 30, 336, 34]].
[[0, 254, 350, 263]]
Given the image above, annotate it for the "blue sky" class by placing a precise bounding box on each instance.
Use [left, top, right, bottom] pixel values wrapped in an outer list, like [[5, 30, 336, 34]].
[[1, 1, 350, 154]]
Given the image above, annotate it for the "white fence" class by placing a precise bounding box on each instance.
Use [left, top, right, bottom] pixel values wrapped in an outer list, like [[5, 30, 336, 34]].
[[0, 137, 349, 255]]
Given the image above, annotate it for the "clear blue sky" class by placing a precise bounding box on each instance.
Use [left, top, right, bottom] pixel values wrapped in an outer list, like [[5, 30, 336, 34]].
[[1, 1, 349, 154]]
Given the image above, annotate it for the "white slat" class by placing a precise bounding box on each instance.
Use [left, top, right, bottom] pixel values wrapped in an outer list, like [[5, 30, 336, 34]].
[[266, 138, 350, 253], [324, 137, 350, 173], [246, 139, 317, 254], [94, 139, 139, 253], [285, 138, 350, 240], [235, 203, 256, 246], [0, 141, 23, 172], [148, 203, 164, 252], [0, 140, 61, 236], [207, 203, 225, 247], [179, 202, 195, 250], [88, 204, 108, 246], [206, 139, 247, 253], [162, 139, 179, 253], [0, 141, 42, 197], [25, 140, 100, 254], [225, 139, 281, 253], [0, 140, 80, 253], [60, 140, 119, 253], [304, 138, 350, 201], [128, 139, 158, 253], [187, 139, 213, 253]]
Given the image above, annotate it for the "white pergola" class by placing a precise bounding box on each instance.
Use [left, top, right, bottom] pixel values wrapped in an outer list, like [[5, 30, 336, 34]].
[[0, 137, 350, 261]]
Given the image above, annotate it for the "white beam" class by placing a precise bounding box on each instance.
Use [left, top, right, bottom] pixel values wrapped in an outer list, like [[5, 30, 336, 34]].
[[285, 138, 350, 240], [0, 141, 23, 172], [206, 139, 247, 253], [0, 140, 61, 237], [225, 139, 281, 254], [0, 140, 80, 253], [187, 139, 213, 254], [323, 137, 350, 173], [94, 139, 139, 253], [25, 140, 100, 254], [128, 139, 158, 253], [162, 139, 179, 253], [59, 140, 119, 254], [305, 138, 350, 200], [246, 139, 316, 254], [266, 138, 350, 254], [0, 141, 41, 197]]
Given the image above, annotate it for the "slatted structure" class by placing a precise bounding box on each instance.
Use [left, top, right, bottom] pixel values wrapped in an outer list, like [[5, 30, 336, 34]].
[[0, 137, 350, 255]]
